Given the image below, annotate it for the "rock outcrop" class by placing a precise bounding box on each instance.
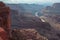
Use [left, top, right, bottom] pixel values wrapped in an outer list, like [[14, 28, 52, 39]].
[[12, 29, 48, 40], [0, 1, 10, 33], [0, 2, 10, 40], [0, 27, 9, 40]]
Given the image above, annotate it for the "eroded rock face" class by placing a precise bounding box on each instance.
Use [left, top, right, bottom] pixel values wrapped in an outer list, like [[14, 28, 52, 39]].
[[0, 1, 10, 33], [0, 2, 10, 40], [0, 27, 9, 40], [12, 29, 48, 40]]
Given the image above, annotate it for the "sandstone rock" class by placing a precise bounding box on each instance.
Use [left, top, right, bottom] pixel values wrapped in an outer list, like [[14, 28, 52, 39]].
[[0, 2, 10, 33], [0, 27, 9, 40], [0, 2, 10, 40], [12, 29, 48, 40]]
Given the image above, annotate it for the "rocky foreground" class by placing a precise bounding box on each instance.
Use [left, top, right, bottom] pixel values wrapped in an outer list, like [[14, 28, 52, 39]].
[[11, 29, 48, 40]]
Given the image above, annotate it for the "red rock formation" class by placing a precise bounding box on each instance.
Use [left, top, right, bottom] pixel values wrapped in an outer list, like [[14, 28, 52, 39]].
[[0, 2, 10, 40], [0, 2, 10, 34], [0, 27, 9, 40]]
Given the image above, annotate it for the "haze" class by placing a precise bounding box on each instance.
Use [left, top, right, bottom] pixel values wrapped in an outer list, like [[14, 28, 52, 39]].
[[0, 0, 60, 4]]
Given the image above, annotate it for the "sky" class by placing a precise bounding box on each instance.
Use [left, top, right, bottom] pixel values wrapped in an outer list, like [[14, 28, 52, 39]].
[[0, 0, 60, 4]]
